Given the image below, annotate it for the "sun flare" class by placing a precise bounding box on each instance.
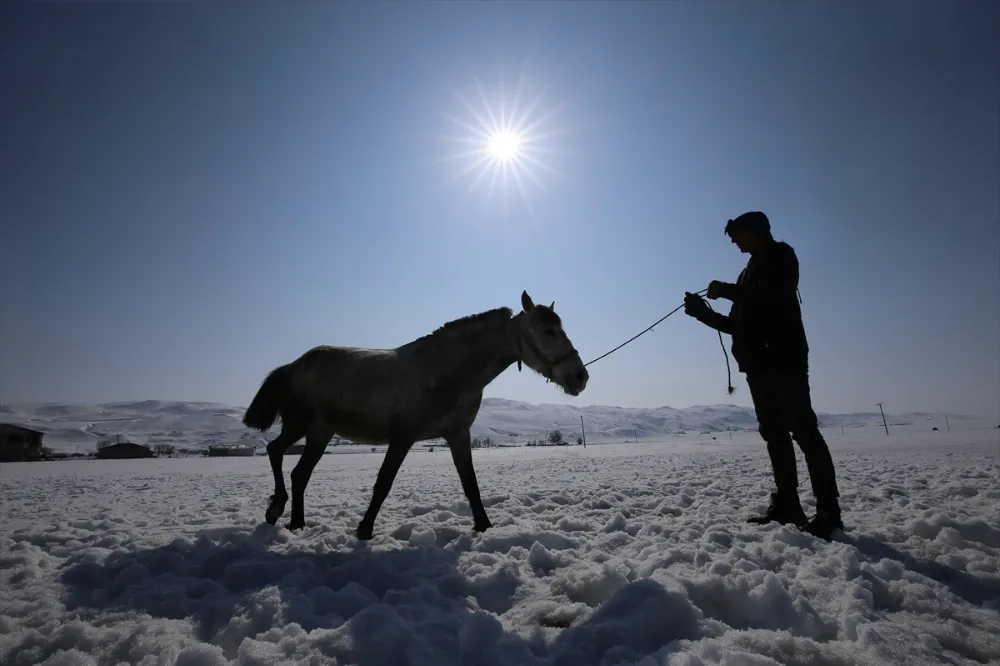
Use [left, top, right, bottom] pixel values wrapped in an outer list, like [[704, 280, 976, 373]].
[[434, 72, 575, 216], [486, 129, 523, 164]]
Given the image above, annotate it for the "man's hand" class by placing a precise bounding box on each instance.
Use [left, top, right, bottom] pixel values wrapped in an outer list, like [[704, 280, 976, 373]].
[[683, 292, 710, 320], [706, 280, 729, 300], [684, 291, 732, 334]]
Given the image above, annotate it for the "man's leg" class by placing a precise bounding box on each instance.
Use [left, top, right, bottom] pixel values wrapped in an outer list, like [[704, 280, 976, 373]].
[[745, 371, 807, 526], [775, 367, 843, 539]]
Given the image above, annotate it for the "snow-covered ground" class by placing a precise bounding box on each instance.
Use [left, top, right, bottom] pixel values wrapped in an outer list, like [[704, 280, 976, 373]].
[[2, 425, 998, 665]]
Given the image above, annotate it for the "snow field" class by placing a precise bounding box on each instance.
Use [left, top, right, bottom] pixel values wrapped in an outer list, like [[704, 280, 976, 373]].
[[1, 429, 998, 665]]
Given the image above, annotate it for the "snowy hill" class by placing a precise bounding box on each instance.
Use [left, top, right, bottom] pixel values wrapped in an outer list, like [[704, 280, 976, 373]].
[[0, 398, 982, 454]]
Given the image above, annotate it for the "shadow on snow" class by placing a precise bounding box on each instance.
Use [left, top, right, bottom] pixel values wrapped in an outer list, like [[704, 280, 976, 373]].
[[847, 534, 1000, 609], [52, 525, 703, 666], [36, 525, 999, 666]]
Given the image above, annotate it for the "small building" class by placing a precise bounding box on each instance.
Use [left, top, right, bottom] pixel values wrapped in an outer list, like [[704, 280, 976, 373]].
[[207, 442, 256, 457], [95, 443, 156, 459], [0, 424, 45, 462]]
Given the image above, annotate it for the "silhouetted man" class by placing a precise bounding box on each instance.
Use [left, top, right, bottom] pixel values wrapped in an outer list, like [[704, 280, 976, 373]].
[[683, 211, 843, 540]]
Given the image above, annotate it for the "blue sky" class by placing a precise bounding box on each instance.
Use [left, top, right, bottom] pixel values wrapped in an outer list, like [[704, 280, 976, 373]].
[[2, 2, 998, 419]]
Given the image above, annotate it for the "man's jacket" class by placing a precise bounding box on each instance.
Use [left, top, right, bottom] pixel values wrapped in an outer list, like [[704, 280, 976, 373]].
[[699, 240, 809, 373]]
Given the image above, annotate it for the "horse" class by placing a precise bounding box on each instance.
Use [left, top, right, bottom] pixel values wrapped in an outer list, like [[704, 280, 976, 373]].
[[241, 290, 589, 540]]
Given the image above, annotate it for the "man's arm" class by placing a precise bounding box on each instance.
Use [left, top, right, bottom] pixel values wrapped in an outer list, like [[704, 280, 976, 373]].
[[717, 243, 799, 305], [697, 310, 733, 334]]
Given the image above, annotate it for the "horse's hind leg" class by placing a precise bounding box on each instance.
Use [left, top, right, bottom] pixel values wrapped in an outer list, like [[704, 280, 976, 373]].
[[287, 423, 334, 531], [356, 438, 413, 540], [447, 430, 492, 533], [264, 424, 306, 525]]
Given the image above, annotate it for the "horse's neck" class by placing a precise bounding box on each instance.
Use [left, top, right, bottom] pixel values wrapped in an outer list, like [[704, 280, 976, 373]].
[[439, 317, 520, 392]]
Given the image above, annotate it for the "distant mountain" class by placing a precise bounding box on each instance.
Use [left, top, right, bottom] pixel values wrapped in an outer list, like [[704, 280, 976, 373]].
[[0, 398, 978, 453]]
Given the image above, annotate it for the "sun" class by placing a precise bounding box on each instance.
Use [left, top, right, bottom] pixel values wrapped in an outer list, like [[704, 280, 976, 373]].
[[486, 129, 523, 164], [432, 72, 575, 216]]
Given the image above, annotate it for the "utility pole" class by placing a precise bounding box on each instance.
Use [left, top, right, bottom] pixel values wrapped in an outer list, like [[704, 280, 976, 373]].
[[634, 427, 638, 445], [840, 418, 845, 436], [877, 402, 889, 436], [580, 415, 587, 448], [945, 416, 950, 431], [728, 426, 732, 440]]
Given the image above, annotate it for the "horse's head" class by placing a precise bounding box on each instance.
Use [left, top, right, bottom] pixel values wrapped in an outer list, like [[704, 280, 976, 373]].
[[515, 290, 589, 397]]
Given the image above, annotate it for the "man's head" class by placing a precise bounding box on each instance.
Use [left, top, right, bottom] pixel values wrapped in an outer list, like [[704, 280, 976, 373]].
[[724, 211, 772, 254]]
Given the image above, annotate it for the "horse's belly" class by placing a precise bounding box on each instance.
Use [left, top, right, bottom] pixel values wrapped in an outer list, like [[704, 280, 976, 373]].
[[328, 416, 392, 444], [322, 390, 480, 444], [322, 400, 472, 444], [405, 392, 483, 442], [315, 398, 395, 443]]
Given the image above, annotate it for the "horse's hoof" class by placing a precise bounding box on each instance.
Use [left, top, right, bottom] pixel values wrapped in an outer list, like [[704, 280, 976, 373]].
[[473, 520, 493, 533], [355, 524, 373, 541], [265, 495, 287, 525], [287, 520, 305, 531]]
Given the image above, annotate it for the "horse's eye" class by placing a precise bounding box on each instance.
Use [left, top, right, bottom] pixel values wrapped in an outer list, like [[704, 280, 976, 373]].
[[544, 328, 556, 336]]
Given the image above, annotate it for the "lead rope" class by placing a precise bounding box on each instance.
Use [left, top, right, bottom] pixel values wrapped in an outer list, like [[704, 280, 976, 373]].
[[583, 288, 736, 396], [701, 298, 736, 395]]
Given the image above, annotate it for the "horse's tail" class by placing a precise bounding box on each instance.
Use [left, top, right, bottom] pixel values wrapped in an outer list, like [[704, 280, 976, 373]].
[[242, 364, 293, 432]]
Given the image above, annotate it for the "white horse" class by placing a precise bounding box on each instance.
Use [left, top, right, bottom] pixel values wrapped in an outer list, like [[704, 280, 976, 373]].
[[242, 290, 589, 539]]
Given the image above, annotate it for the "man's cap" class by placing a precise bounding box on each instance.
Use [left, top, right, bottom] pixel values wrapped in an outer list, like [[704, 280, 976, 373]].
[[725, 211, 770, 237]]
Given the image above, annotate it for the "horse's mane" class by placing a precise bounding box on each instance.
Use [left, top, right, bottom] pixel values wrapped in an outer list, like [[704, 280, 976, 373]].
[[406, 304, 561, 349], [435, 307, 513, 335], [409, 307, 514, 345]]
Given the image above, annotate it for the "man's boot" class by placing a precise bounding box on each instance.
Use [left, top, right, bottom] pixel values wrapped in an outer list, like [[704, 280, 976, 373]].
[[747, 491, 808, 527], [804, 496, 843, 540], [799, 433, 844, 540]]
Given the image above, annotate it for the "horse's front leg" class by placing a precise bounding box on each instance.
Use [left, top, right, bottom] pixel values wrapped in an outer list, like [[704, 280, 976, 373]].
[[356, 437, 413, 540], [447, 430, 492, 533]]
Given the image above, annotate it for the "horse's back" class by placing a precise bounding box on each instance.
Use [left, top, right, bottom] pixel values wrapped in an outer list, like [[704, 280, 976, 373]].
[[292, 345, 399, 388], [295, 344, 392, 362], [287, 345, 404, 437]]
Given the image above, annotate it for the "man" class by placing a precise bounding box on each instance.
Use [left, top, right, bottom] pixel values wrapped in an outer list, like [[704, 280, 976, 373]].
[[683, 211, 843, 540]]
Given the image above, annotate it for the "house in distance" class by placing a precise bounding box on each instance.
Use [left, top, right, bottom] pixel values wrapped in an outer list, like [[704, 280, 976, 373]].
[[206, 442, 256, 457], [95, 439, 156, 459], [0, 424, 45, 462]]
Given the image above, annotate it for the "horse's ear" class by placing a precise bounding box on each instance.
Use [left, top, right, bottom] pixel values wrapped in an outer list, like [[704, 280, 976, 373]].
[[521, 290, 535, 312], [550, 301, 555, 310]]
